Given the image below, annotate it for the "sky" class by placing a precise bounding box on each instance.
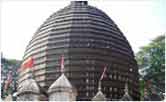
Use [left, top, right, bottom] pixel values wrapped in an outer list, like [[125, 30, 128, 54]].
[[1, 0, 166, 60]]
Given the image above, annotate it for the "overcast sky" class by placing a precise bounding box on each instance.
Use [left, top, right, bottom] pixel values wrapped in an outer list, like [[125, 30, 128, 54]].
[[1, 0, 166, 60]]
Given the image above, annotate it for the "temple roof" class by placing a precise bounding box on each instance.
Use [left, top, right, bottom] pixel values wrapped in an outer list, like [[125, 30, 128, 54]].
[[48, 74, 72, 93], [17, 78, 40, 94], [19, 0, 140, 100], [92, 90, 106, 101]]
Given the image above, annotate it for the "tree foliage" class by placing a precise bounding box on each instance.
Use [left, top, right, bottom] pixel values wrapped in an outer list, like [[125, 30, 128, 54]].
[[1, 57, 21, 100], [136, 35, 165, 93]]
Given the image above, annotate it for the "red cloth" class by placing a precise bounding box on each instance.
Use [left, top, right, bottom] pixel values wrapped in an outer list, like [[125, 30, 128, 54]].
[[20, 57, 34, 71], [4, 71, 12, 90], [60, 55, 64, 72], [7, 71, 12, 83], [100, 66, 107, 80]]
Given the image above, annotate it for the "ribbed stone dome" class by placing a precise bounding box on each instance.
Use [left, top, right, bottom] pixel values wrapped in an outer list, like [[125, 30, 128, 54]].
[[19, 1, 140, 100]]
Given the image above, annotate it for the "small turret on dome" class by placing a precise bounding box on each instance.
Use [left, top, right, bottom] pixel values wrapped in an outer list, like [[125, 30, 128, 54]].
[[48, 73, 72, 92], [120, 83, 133, 101], [18, 78, 40, 94], [47, 55, 76, 101], [92, 81, 106, 101], [16, 69, 40, 101]]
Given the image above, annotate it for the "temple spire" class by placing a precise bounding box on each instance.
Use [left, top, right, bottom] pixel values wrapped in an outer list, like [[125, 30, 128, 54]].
[[92, 66, 107, 101], [98, 81, 101, 91], [92, 80, 106, 101], [124, 83, 129, 94], [120, 83, 133, 101]]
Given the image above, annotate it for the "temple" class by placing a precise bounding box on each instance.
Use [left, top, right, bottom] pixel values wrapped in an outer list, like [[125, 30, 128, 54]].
[[17, 1, 140, 101]]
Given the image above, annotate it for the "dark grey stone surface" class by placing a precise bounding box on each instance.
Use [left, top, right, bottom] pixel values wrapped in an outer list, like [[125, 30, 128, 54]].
[[19, 1, 140, 100]]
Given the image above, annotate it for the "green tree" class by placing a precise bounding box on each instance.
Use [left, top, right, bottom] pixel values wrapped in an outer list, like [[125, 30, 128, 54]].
[[1, 57, 21, 100], [136, 35, 165, 99]]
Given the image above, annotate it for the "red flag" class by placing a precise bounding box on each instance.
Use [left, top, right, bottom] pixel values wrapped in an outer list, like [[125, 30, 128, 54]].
[[60, 55, 64, 73], [21, 57, 34, 70], [7, 71, 12, 83], [100, 66, 107, 80], [4, 71, 12, 90]]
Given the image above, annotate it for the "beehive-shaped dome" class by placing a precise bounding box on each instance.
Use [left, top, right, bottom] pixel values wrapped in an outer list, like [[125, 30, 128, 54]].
[[19, 1, 140, 100]]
